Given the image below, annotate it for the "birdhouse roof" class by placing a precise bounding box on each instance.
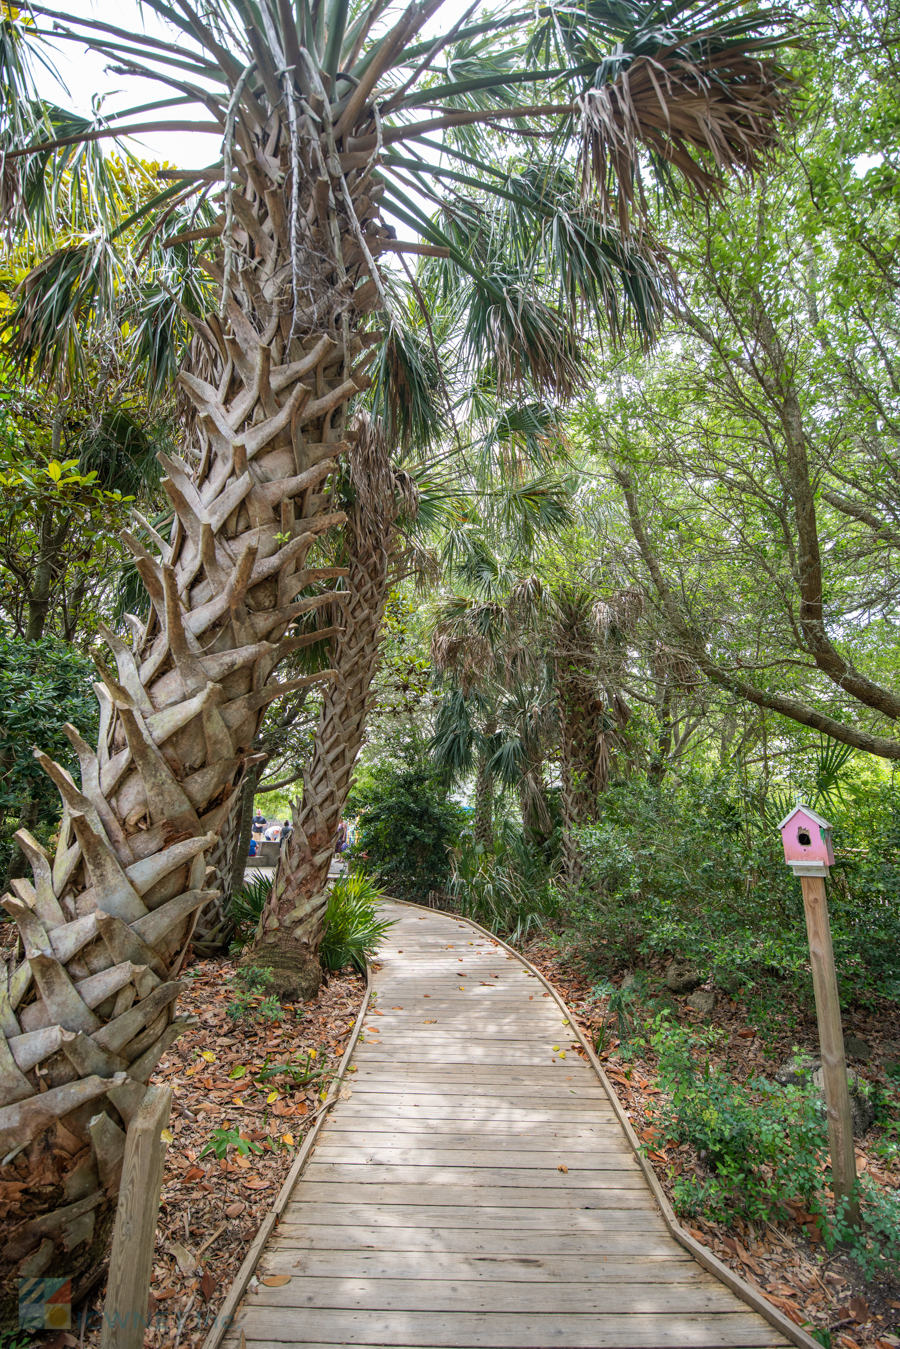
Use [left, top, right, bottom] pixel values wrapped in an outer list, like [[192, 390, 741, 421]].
[[776, 803, 833, 832]]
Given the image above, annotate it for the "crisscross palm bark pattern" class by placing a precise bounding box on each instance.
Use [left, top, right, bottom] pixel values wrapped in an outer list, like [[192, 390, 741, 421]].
[[261, 422, 398, 956], [0, 115, 386, 1324]]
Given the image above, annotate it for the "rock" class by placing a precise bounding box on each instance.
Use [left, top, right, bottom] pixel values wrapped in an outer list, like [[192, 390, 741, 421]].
[[843, 1034, 871, 1063], [620, 972, 637, 993], [775, 1054, 820, 1088], [665, 960, 704, 994], [686, 988, 716, 1016], [811, 1066, 875, 1136], [716, 971, 744, 996]]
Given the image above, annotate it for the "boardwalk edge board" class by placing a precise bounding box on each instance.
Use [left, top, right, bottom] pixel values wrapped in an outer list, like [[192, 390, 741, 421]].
[[388, 899, 821, 1349], [200, 958, 374, 1349]]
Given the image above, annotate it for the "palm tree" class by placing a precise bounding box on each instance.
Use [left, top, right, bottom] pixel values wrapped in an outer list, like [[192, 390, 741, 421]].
[[0, 0, 791, 1314]]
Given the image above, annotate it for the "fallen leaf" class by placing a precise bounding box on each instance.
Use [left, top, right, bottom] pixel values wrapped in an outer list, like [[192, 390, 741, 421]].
[[229, 1065, 247, 1080], [339, 1088, 352, 1100], [848, 1295, 869, 1323], [166, 1240, 198, 1275], [737, 1028, 756, 1039], [561, 1019, 570, 1025], [243, 1178, 271, 1190], [281, 1134, 294, 1146], [199, 1269, 216, 1302], [260, 1275, 291, 1287], [200, 1050, 217, 1062], [232, 1096, 244, 1107], [557, 1164, 568, 1173], [225, 1202, 245, 1218], [266, 1090, 279, 1104], [183, 1166, 205, 1182], [160, 1127, 174, 1144], [154, 1288, 179, 1300]]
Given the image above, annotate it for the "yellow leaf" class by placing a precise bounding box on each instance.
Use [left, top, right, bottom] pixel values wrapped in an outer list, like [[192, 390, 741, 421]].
[[559, 1050, 566, 1058], [200, 1051, 216, 1063], [185, 1066, 196, 1077], [160, 1127, 174, 1144], [232, 1096, 244, 1107], [281, 1133, 294, 1147], [458, 986, 466, 991], [561, 1019, 570, 1025], [260, 1276, 291, 1287], [552, 1045, 560, 1051], [308, 1049, 316, 1058], [266, 1090, 278, 1104]]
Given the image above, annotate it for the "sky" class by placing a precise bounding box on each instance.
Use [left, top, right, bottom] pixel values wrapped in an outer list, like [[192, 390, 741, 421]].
[[35, 0, 475, 172]]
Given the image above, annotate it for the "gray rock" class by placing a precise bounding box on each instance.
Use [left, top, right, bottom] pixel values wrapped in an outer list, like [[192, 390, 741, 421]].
[[716, 971, 744, 996], [686, 988, 716, 1016], [666, 961, 703, 994], [811, 1066, 875, 1136], [775, 1054, 820, 1088], [843, 1034, 871, 1063]]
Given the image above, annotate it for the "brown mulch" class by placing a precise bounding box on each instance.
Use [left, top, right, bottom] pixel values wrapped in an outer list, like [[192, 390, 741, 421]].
[[520, 937, 900, 1349], [72, 957, 366, 1348]]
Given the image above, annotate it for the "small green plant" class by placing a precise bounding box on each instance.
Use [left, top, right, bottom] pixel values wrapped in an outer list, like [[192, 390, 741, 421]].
[[320, 873, 394, 972], [256, 1052, 326, 1089], [226, 966, 281, 1023], [200, 1127, 264, 1160], [829, 1180, 900, 1282], [229, 873, 272, 951], [650, 1015, 828, 1226]]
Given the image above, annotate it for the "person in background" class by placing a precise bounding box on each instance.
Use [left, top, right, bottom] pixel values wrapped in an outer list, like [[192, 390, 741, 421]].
[[279, 819, 292, 843], [264, 821, 282, 842], [252, 809, 266, 838], [335, 819, 348, 853], [248, 837, 258, 857]]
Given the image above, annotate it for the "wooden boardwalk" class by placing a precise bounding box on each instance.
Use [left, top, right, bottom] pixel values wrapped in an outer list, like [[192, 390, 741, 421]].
[[222, 903, 799, 1349]]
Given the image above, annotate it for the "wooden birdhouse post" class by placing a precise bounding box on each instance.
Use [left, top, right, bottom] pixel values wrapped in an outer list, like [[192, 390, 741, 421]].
[[777, 804, 858, 1224]]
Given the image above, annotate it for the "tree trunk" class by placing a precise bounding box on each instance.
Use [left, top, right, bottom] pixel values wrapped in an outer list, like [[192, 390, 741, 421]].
[[473, 721, 496, 849], [0, 105, 383, 1324], [254, 418, 397, 985]]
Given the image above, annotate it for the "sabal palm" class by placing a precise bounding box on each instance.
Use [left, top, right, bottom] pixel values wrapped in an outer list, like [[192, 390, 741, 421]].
[[0, 0, 790, 1318]]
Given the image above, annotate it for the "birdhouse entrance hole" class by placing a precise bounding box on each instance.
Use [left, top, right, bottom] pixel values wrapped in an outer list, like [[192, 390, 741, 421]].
[[798, 828, 812, 846]]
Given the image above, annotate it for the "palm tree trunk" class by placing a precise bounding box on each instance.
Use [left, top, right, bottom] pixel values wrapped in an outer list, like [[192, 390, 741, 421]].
[[252, 419, 397, 989], [473, 721, 497, 849], [0, 126, 381, 1322]]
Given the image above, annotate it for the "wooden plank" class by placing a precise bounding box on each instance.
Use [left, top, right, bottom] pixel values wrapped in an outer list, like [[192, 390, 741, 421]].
[[242, 1276, 747, 1314], [311, 1145, 640, 1168], [225, 1309, 788, 1346], [269, 1226, 687, 1255], [278, 1203, 670, 1231], [317, 1127, 628, 1147], [289, 1182, 657, 1208], [303, 1162, 650, 1188], [101, 1084, 172, 1349], [261, 1251, 698, 1280]]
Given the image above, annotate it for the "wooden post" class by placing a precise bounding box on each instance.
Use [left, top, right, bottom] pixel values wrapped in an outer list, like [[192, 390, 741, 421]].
[[101, 1084, 173, 1349], [799, 875, 859, 1225]]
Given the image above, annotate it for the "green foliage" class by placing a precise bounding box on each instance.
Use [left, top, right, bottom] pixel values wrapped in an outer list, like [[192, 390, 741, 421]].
[[572, 774, 900, 1007], [0, 629, 97, 872], [200, 1127, 263, 1161], [448, 821, 560, 942], [830, 1181, 900, 1283], [347, 750, 466, 902], [228, 874, 271, 952], [650, 1016, 828, 1226], [226, 966, 280, 1025], [320, 873, 394, 973]]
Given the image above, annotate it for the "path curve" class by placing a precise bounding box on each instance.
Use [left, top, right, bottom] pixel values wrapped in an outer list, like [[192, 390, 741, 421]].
[[224, 902, 796, 1349]]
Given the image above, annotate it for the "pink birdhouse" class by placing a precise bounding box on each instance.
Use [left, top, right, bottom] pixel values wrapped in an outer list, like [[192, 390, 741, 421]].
[[777, 804, 835, 875]]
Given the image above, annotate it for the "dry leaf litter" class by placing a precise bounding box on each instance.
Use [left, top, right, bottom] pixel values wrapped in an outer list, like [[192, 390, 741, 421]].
[[66, 955, 365, 1348]]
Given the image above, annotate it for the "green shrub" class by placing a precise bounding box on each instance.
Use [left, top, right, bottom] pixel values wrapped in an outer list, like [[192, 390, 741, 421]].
[[830, 1180, 900, 1282], [649, 1016, 828, 1226], [448, 821, 560, 942], [229, 873, 271, 951], [320, 873, 394, 972], [347, 761, 466, 901]]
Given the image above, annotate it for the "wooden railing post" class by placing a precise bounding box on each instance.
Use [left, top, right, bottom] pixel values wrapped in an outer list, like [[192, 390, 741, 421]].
[[799, 875, 859, 1224], [100, 1084, 173, 1349]]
